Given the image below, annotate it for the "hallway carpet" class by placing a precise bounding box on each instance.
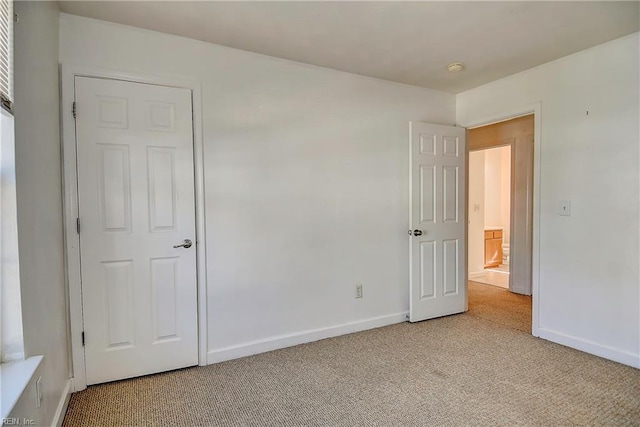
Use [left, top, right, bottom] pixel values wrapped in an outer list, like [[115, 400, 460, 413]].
[[467, 280, 532, 333], [63, 309, 639, 426]]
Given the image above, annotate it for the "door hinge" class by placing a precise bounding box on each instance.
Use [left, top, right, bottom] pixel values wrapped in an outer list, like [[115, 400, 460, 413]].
[[81, 331, 85, 346], [72, 102, 77, 119], [76, 217, 80, 234]]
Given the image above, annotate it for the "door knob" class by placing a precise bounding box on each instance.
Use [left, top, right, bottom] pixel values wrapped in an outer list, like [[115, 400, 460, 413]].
[[408, 229, 423, 237], [173, 239, 193, 249]]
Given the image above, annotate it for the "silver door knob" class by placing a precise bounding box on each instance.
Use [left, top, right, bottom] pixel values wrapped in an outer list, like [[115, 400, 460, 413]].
[[407, 229, 423, 237], [173, 239, 193, 249]]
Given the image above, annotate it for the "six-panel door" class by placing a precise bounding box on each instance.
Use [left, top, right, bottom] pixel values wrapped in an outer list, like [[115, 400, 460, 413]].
[[75, 77, 198, 385], [409, 122, 466, 322]]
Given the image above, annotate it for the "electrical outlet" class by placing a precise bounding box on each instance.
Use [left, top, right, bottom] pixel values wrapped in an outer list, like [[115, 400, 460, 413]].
[[35, 376, 43, 408], [355, 284, 363, 299]]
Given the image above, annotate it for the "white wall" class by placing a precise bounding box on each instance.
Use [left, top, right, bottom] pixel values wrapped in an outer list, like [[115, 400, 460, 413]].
[[13, 1, 70, 424], [457, 33, 640, 367], [483, 145, 510, 243], [468, 151, 485, 274], [484, 148, 502, 229], [499, 147, 511, 248], [59, 14, 456, 361]]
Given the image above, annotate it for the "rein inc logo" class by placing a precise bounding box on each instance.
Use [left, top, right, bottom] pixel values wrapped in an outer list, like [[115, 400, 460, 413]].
[[1, 418, 35, 425]]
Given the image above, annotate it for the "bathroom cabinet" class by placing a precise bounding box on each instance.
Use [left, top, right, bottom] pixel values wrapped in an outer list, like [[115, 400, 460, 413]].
[[484, 228, 503, 268]]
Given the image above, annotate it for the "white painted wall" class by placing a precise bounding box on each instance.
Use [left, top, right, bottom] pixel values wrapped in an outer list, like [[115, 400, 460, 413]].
[[13, 1, 70, 424], [457, 33, 640, 367], [468, 150, 485, 274], [500, 147, 511, 248], [484, 147, 502, 228], [59, 14, 456, 361], [483, 145, 510, 244]]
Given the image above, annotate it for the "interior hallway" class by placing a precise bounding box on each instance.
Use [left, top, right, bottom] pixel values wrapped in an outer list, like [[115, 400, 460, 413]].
[[468, 269, 510, 289], [467, 280, 532, 333]]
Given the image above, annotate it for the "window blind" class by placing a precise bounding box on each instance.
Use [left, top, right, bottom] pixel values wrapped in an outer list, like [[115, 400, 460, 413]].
[[0, 0, 12, 112]]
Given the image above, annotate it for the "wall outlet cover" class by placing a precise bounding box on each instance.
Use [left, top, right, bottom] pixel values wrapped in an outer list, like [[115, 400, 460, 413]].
[[35, 376, 43, 408]]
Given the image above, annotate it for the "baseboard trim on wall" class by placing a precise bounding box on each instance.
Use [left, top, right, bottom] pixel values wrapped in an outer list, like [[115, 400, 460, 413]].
[[538, 327, 640, 369], [52, 379, 72, 427], [468, 271, 485, 279], [207, 312, 408, 364]]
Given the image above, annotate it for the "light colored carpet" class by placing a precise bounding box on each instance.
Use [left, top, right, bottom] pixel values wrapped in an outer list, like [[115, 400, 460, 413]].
[[63, 309, 639, 426], [467, 280, 532, 333]]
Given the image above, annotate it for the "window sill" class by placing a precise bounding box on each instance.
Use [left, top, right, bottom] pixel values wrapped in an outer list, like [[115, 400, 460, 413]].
[[0, 356, 43, 420]]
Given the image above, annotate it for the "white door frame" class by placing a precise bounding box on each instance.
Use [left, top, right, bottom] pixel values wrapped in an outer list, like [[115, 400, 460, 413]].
[[61, 65, 208, 391], [458, 102, 541, 338]]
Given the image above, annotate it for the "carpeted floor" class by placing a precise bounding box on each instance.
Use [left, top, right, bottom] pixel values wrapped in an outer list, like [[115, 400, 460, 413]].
[[467, 280, 532, 333], [63, 289, 639, 426]]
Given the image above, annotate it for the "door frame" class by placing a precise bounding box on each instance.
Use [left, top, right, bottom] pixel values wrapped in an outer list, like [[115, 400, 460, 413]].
[[459, 102, 541, 338], [61, 65, 208, 391]]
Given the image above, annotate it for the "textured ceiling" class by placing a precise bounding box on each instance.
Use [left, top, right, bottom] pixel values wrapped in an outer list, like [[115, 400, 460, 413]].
[[58, 1, 640, 93]]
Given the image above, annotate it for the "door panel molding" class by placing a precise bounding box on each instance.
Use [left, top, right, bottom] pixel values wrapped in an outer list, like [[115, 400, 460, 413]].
[[61, 65, 208, 391]]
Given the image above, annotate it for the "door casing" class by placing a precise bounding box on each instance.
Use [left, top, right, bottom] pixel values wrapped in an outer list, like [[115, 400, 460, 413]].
[[61, 65, 208, 392], [459, 103, 542, 338], [467, 115, 533, 296]]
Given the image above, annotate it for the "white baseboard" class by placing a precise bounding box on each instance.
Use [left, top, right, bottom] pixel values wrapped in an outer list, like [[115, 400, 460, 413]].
[[538, 328, 640, 368], [468, 271, 485, 279], [207, 312, 408, 364], [52, 379, 71, 427]]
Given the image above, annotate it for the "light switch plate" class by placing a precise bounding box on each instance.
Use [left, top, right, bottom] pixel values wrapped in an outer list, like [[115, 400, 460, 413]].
[[558, 200, 571, 216]]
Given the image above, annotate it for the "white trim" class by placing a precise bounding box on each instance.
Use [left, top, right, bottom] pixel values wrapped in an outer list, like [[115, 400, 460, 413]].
[[207, 312, 408, 364], [0, 356, 43, 420], [538, 328, 640, 369], [52, 379, 72, 427], [468, 271, 485, 280], [458, 102, 542, 338], [61, 64, 208, 390]]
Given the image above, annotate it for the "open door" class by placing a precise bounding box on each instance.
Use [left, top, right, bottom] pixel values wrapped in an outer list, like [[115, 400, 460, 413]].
[[409, 122, 466, 322]]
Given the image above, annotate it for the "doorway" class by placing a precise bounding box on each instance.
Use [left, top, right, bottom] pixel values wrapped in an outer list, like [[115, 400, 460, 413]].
[[466, 114, 534, 332], [73, 76, 199, 385], [468, 145, 511, 289]]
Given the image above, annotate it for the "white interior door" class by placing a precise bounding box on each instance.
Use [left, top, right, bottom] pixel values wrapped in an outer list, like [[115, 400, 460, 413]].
[[409, 122, 466, 322], [75, 77, 198, 385]]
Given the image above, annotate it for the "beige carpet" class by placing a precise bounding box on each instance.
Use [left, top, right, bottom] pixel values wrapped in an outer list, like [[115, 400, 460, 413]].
[[63, 309, 639, 426], [467, 280, 532, 333]]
